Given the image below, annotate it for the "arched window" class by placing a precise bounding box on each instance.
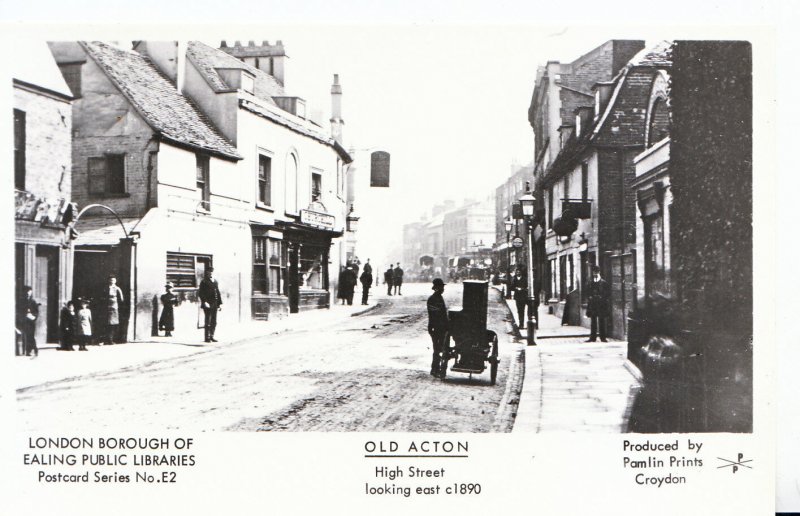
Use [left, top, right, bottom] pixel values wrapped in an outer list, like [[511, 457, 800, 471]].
[[285, 152, 298, 214], [648, 97, 670, 146]]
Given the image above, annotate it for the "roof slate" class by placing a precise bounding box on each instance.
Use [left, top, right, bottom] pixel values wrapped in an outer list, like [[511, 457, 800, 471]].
[[187, 41, 285, 106], [81, 41, 241, 160]]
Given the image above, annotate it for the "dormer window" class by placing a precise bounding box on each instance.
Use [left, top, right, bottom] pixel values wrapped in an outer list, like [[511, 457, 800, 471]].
[[241, 73, 255, 94]]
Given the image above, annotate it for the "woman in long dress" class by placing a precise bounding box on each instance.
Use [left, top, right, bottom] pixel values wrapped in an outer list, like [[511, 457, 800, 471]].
[[159, 282, 177, 337]]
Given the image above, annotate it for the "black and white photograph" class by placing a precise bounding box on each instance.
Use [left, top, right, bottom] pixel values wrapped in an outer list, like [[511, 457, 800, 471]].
[[0, 8, 784, 515], [10, 36, 752, 434]]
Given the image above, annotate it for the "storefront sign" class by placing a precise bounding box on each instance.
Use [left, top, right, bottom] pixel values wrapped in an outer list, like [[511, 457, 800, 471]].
[[300, 209, 335, 230]]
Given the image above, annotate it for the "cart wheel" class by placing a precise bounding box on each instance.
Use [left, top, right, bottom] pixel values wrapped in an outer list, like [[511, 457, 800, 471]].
[[488, 331, 499, 385], [439, 332, 451, 380]]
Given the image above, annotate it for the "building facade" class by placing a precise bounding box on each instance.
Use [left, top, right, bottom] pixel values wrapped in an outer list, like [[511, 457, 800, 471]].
[[49, 40, 352, 341], [528, 40, 645, 338], [14, 44, 76, 346]]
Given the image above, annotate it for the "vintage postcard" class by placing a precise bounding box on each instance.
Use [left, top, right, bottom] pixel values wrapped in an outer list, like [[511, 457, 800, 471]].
[[0, 19, 779, 515]]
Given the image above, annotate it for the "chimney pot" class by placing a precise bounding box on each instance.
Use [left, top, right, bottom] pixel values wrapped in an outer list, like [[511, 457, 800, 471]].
[[220, 40, 228, 47], [234, 40, 241, 47], [262, 40, 269, 46], [248, 40, 255, 46]]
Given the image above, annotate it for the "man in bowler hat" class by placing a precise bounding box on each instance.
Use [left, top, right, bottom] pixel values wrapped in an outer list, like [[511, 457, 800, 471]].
[[586, 265, 611, 342], [427, 278, 449, 377], [198, 267, 222, 342]]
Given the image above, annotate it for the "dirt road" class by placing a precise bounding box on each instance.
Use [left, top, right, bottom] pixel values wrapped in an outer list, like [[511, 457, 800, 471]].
[[17, 283, 523, 432]]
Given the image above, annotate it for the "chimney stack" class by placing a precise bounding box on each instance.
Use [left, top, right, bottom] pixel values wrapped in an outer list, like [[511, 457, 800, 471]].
[[330, 73, 344, 145]]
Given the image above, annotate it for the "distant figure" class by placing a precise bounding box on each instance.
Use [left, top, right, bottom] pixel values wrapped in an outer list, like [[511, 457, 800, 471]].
[[586, 265, 611, 342], [159, 282, 177, 337], [105, 274, 124, 345], [511, 269, 528, 330], [427, 278, 449, 377], [393, 263, 404, 295], [360, 268, 373, 305], [76, 298, 92, 351], [17, 286, 39, 357], [341, 266, 357, 306], [198, 267, 222, 343], [337, 267, 347, 305], [363, 258, 372, 275], [384, 265, 394, 296], [59, 300, 76, 351]]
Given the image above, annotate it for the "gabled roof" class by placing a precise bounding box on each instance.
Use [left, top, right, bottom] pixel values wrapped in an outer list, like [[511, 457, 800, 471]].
[[187, 41, 285, 106], [81, 41, 241, 160]]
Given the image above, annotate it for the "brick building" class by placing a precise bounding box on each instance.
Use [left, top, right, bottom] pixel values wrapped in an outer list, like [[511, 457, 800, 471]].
[[14, 44, 76, 346], [493, 164, 533, 275], [528, 39, 647, 338]]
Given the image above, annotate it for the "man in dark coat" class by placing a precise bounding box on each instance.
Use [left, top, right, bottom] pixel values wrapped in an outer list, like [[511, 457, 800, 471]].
[[427, 278, 449, 377], [342, 266, 357, 306], [393, 262, 404, 295], [198, 267, 222, 342], [586, 265, 611, 342], [17, 286, 39, 357], [384, 265, 394, 296], [510, 269, 528, 330], [363, 259, 372, 275], [359, 268, 373, 305]]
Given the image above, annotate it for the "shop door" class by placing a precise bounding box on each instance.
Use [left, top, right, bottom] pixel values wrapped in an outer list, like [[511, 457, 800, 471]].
[[288, 245, 299, 313], [35, 246, 59, 343]]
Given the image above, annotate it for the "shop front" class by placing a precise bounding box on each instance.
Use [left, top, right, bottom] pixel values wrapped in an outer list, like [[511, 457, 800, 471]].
[[278, 207, 343, 313]]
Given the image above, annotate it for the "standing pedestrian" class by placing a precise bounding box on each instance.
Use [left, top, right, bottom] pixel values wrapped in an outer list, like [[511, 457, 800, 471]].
[[393, 262, 404, 295], [76, 298, 92, 351], [384, 265, 394, 296], [17, 286, 39, 357], [198, 267, 222, 343], [363, 258, 372, 275], [337, 266, 347, 305], [427, 278, 449, 377], [586, 265, 611, 342], [159, 282, 177, 337], [59, 300, 76, 351], [511, 269, 528, 330], [360, 268, 373, 305], [342, 266, 357, 306], [105, 274, 124, 345]]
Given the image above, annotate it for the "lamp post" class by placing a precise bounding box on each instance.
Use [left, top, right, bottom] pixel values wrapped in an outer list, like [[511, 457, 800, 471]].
[[504, 217, 513, 299], [519, 183, 537, 346]]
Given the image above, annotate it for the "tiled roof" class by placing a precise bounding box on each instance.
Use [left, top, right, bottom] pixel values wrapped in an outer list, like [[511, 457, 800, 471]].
[[81, 41, 241, 160], [629, 40, 673, 68], [187, 41, 285, 106]]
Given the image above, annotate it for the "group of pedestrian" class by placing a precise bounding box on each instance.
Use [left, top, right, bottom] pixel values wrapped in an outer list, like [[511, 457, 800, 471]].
[[57, 297, 93, 352], [384, 262, 404, 295]]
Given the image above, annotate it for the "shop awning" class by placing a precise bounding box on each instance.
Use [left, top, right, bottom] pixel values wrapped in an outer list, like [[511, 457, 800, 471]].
[[73, 217, 142, 246]]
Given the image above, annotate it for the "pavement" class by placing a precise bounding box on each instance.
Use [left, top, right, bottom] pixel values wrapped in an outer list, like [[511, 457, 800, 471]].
[[12, 301, 380, 391], [499, 289, 642, 433]]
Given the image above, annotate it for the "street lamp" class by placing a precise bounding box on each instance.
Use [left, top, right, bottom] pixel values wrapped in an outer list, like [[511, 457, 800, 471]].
[[519, 183, 537, 346], [503, 217, 513, 299], [346, 204, 359, 232]]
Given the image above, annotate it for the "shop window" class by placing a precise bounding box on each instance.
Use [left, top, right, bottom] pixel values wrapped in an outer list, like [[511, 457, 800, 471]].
[[166, 252, 212, 288], [88, 155, 125, 195], [196, 154, 210, 211], [298, 245, 325, 290], [311, 171, 322, 202], [252, 237, 284, 294], [14, 109, 25, 190], [258, 154, 272, 206]]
